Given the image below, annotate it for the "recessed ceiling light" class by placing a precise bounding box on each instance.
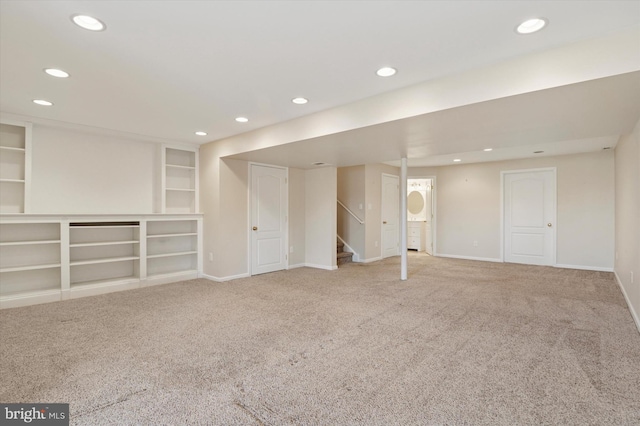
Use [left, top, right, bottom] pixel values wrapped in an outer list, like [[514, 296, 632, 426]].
[[292, 97, 308, 105], [44, 68, 70, 78], [453, 159, 461, 162], [516, 18, 547, 34], [71, 14, 106, 31], [235, 117, 249, 123], [33, 99, 53, 106], [312, 162, 326, 166], [376, 67, 397, 77], [602, 147, 612, 150], [195, 131, 207, 136], [483, 148, 493, 152], [533, 151, 544, 154]]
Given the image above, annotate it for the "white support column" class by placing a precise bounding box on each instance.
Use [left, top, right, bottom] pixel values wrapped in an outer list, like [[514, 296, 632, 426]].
[[400, 157, 408, 280]]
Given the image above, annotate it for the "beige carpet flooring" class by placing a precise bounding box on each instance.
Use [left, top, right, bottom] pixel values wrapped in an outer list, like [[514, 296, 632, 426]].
[[1, 253, 639, 425]]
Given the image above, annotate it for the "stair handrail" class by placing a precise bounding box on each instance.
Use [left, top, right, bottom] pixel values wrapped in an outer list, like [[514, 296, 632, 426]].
[[337, 199, 364, 224]]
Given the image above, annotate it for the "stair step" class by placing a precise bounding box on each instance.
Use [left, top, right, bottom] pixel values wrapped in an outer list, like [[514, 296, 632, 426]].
[[337, 250, 353, 266]]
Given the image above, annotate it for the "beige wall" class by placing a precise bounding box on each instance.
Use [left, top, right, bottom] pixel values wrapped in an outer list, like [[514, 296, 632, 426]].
[[199, 149, 251, 280], [218, 158, 250, 277], [200, 140, 339, 278], [364, 163, 399, 260], [199, 141, 220, 278], [289, 167, 306, 267], [615, 119, 640, 329], [31, 125, 158, 214], [337, 166, 366, 259], [337, 163, 401, 262], [305, 167, 337, 269], [411, 151, 616, 269]]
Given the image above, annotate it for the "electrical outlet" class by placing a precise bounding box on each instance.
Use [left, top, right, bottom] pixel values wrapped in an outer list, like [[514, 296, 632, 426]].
[[290, 246, 294, 253], [473, 240, 478, 247], [359, 203, 363, 210], [368, 203, 372, 210], [375, 241, 378, 247], [208, 252, 213, 262]]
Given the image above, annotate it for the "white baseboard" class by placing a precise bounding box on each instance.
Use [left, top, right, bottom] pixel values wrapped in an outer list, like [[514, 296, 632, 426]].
[[143, 270, 199, 287], [69, 278, 140, 299], [355, 256, 383, 264], [0, 289, 62, 310], [201, 272, 250, 282], [288, 263, 306, 270], [202, 263, 339, 281], [436, 254, 502, 263], [1, 271, 202, 309], [614, 271, 640, 334], [555, 264, 613, 272], [304, 263, 338, 271]]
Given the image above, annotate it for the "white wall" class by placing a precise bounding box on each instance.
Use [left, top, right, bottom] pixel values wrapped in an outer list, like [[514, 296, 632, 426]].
[[30, 125, 158, 214], [615, 119, 640, 330], [305, 167, 337, 270], [289, 167, 306, 267], [411, 151, 616, 270]]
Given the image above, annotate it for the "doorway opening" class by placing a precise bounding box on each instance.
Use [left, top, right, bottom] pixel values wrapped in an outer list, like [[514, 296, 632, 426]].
[[407, 177, 436, 256]]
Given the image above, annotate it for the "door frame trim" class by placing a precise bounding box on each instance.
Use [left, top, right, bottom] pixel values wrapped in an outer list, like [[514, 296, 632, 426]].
[[248, 162, 289, 276], [381, 173, 400, 258], [500, 167, 557, 265]]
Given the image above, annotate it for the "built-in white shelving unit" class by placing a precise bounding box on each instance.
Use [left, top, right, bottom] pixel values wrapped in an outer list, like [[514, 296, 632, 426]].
[[0, 120, 31, 213], [0, 214, 202, 309], [0, 222, 61, 303], [147, 219, 198, 277], [162, 146, 199, 214], [69, 222, 141, 288]]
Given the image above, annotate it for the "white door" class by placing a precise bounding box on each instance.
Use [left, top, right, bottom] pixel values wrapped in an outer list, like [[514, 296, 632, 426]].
[[504, 169, 556, 266], [381, 174, 399, 258], [425, 180, 433, 255], [251, 164, 287, 275]]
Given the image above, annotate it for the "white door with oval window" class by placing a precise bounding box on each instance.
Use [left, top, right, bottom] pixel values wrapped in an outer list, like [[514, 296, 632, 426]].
[[251, 164, 287, 275], [503, 169, 556, 266]]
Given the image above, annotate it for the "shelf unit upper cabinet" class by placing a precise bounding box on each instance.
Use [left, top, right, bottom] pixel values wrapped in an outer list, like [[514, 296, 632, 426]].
[[0, 121, 32, 213], [69, 222, 140, 287], [0, 222, 61, 296], [161, 145, 199, 214]]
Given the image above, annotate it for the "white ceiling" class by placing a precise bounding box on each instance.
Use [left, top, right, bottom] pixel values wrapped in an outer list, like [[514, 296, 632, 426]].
[[1, 1, 639, 167], [227, 71, 640, 168]]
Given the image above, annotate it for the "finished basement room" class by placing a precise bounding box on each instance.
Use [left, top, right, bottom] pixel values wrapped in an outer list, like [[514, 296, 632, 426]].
[[1, 1, 639, 425]]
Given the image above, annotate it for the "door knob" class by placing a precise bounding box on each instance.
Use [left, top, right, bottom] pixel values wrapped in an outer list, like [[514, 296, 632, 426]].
[[252, 226, 258, 231], [383, 221, 387, 224], [547, 223, 552, 227]]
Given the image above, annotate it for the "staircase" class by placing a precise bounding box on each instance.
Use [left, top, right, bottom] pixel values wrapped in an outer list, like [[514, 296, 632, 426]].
[[337, 240, 353, 266]]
